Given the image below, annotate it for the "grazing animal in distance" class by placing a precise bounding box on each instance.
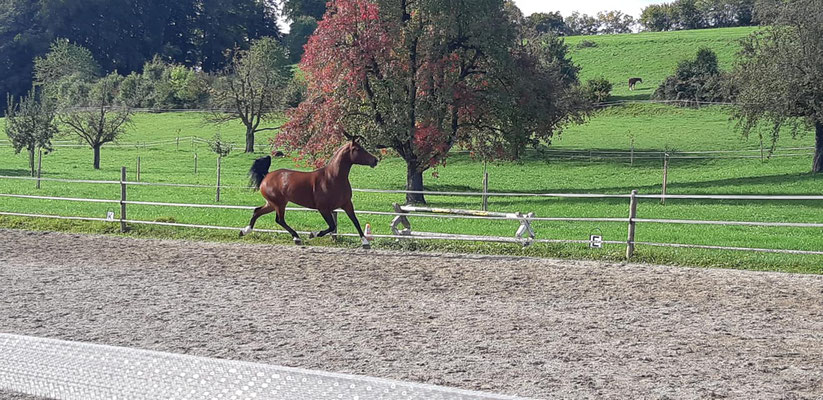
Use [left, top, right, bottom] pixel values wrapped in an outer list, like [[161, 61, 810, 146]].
[[240, 136, 379, 249], [628, 77, 643, 91]]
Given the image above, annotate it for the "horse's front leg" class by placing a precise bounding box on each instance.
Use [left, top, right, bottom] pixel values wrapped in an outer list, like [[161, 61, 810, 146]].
[[309, 210, 337, 239], [341, 202, 370, 249]]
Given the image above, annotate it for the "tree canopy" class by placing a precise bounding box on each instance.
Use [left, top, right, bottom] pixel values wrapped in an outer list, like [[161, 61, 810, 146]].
[[278, 0, 588, 204], [4, 88, 58, 176], [733, 0, 823, 172], [0, 0, 280, 113], [209, 37, 292, 153], [640, 0, 756, 32]]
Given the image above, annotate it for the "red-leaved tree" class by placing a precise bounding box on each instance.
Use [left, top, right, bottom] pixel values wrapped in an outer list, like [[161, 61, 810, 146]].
[[278, 0, 587, 204]]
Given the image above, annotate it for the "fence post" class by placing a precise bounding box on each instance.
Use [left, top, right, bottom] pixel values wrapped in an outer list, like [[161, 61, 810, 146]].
[[630, 137, 635, 167], [216, 156, 222, 203], [626, 190, 638, 260], [482, 171, 489, 211], [120, 167, 128, 233], [136, 156, 141, 181], [36, 149, 42, 189], [194, 153, 198, 175], [661, 153, 669, 205]]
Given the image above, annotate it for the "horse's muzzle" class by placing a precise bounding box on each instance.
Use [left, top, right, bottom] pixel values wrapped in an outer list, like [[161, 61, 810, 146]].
[[370, 159, 378, 168]]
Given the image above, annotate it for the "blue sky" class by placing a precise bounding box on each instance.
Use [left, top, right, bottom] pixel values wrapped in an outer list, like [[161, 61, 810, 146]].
[[513, 0, 669, 17]]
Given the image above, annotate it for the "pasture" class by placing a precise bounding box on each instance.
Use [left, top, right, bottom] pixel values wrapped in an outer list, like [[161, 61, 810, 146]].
[[565, 26, 757, 99], [2, 105, 822, 273]]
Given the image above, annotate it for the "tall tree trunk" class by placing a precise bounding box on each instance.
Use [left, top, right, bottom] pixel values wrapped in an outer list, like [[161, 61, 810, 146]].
[[28, 146, 35, 177], [405, 159, 426, 205], [814, 121, 823, 173], [245, 126, 255, 153], [93, 144, 101, 170]]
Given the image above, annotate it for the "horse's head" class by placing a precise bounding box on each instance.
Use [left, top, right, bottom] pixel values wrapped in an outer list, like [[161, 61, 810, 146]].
[[345, 140, 378, 168]]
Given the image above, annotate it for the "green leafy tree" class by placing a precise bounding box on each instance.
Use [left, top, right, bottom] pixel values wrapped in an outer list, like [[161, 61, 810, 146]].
[[527, 12, 569, 36], [282, 0, 327, 20], [640, 4, 677, 31], [565, 12, 601, 36], [118, 57, 208, 109], [33, 39, 100, 95], [0, 0, 48, 114], [676, 0, 705, 29], [1, 0, 280, 113], [209, 37, 291, 153], [597, 10, 635, 34], [287, 16, 319, 63], [733, 0, 823, 172], [4, 88, 59, 175], [58, 73, 133, 169]]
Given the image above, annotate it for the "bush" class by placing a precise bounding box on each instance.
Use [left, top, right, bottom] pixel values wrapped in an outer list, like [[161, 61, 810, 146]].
[[582, 77, 613, 103], [652, 48, 734, 104], [117, 57, 209, 110], [576, 40, 598, 49]]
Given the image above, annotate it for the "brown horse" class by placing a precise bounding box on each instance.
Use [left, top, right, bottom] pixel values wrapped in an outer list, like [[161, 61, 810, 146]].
[[240, 139, 379, 248]]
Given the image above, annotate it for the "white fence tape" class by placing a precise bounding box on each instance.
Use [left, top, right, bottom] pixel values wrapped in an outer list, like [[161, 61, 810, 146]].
[[0, 333, 522, 400]]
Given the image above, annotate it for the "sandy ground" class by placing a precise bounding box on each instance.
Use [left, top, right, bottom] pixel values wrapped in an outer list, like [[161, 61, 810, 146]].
[[1, 229, 822, 400]]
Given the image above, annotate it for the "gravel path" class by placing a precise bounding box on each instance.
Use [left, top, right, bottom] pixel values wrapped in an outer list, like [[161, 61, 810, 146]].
[[1, 229, 822, 399]]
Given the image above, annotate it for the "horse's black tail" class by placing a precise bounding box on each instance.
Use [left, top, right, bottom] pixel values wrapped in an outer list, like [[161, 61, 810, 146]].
[[249, 156, 272, 190]]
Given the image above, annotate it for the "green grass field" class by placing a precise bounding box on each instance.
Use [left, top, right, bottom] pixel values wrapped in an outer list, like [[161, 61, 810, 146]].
[[565, 26, 757, 100], [3, 27, 822, 273], [2, 104, 822, 273]]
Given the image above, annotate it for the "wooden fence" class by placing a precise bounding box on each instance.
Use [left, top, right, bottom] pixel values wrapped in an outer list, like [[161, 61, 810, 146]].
[[1, 172, 823, 258]]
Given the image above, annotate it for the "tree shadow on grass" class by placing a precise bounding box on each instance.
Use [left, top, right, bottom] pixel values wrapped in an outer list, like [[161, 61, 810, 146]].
[[0, 169, 31, 177]]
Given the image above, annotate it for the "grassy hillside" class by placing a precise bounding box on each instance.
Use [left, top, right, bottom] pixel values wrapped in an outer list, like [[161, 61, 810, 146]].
[[4, 26, 822, 272], [2, 107, 821, 273], [565, 26, 757, 100]]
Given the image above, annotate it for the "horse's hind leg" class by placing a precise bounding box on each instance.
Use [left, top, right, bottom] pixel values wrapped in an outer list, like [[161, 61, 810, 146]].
[[309, 210, 337, 239], [240, 203, 275, 237], [274, 206, 303, 245]]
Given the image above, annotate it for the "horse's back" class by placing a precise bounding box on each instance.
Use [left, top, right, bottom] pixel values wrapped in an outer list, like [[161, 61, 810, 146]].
[[261, 169, 317, 207]]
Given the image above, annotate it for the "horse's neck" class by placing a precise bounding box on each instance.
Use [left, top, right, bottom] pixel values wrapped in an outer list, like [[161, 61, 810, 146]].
[[323, 153, 352, 182]]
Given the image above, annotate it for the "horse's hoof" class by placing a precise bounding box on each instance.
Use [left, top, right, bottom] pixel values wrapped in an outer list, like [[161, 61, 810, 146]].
[[308, 232, 317, 239], [362, 243, 371, 250], [239, 231, 244, 238], [294, 238, 303, 246]]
